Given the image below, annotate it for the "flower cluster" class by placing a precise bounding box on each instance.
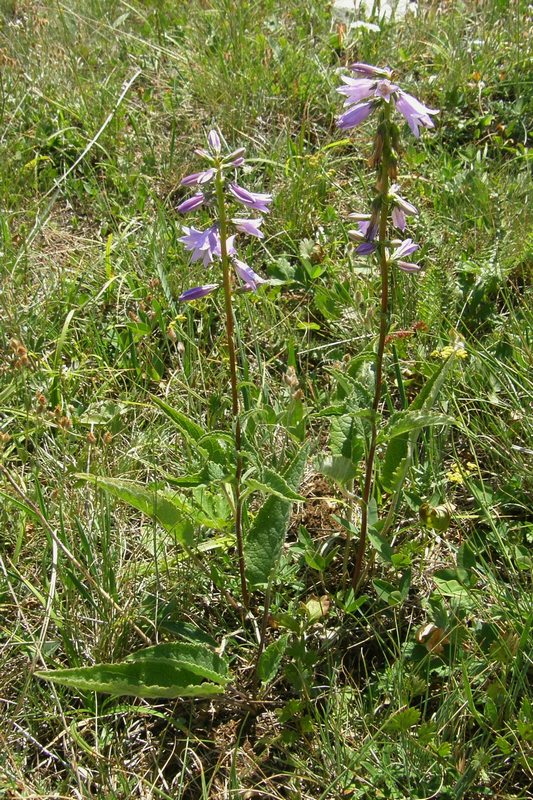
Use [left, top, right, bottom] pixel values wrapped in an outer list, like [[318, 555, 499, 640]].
[[337, 62, 438, 138], [339, 64, 438, 275], [177, 130, 271, 301]]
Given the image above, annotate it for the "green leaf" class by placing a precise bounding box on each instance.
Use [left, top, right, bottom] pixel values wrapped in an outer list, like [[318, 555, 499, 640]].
[[125, 642, 230, 685], [330, 414, 365, 463], [245, 468, 305, 502], [76, 475, 194, 547], [367, 529, 393, 564], [245, 445, 308, 589], [151, 396, 206, 442], [316, 455, 357, 486], [378, 410, 454, 443], [380, 434, 408, 493], [35, 659, 225, 699], [383, 707, 421, 733], [257, 635, 289, 685]]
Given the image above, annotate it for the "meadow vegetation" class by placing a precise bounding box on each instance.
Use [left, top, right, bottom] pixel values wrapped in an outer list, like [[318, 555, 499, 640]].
[[0, 1, 531, 798]]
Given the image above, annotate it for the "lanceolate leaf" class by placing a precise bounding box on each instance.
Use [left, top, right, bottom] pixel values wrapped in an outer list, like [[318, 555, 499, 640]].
[[245, 445, 309, 589], [151, 396, 206, 442], [76, 475, 194, 547], [245, 467, 306, 502], [378, 410, 455, 443], [35, 660, 225, 699], [125, 642, 230, 685], [380, 357, 457, 494]]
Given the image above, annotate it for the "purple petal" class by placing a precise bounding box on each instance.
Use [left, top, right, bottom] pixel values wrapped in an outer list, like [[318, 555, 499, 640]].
[[230, 156, 245, 167], [229, 183, 272, 213], [337, 77, 376, 105], [177, 193, 205, 214], [337, 102, 374, 131], [392, 206, 406, 231], [395, 260, 421, 273], [391, 238, 419, 259], [207, 130, 221, 152], [179, 284, 219, 302], [233, 258, 266, 291], [181, 171, 204, 187], [181, 169, 215, 187], [395, 91, 438, 138], [232, 218, 264, 238], [350, 63, 392, 78], [356, 242, 377, 255], [213, 233, 236, 258]]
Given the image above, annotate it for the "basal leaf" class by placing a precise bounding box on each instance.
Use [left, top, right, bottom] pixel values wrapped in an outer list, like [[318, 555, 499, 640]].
[[245, 467, 305, 502], [151, 396, 206, 442], [125, 642, 230, 685], [378, 410, 455, 443], [35, 659, 225, 699], [76, 475, 194, 547], [245, 445, 308, 589], [257, 635, 289, 685]]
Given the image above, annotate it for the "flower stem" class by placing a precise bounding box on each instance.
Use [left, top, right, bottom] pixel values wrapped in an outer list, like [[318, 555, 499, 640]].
[[352, 107, 392, 590], [215, 167, 250, 608]]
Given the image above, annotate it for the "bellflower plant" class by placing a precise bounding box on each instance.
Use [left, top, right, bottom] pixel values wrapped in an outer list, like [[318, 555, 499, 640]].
[[337, 65, 438, 589], [177, 129, 272, 607]]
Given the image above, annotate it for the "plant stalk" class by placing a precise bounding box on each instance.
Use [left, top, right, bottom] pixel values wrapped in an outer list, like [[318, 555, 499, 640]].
[[215, 168, 250, 608], [352, 109, 392, 590]]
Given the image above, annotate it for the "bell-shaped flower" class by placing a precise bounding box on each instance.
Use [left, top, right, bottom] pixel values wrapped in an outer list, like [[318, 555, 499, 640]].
[[395, 91, 439, 138], [389, 184, 419, 231], [231, 218, 264, 239], [229, 183, 272, 213], [177, 193, 205, 214], [180, 168, 216, 187], [179, 225, 235, 267], [179, 284, 219, 302], [390, 238, 421, 273], [233, 258, 267, 291]]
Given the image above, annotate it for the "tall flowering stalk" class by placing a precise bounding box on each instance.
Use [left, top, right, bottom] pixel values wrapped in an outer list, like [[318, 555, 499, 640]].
[[178, 129, 271, 608], [337, 63, 438, 589]]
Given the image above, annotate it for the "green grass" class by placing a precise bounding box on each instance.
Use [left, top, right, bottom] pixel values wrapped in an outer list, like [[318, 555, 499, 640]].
[[1, 0, 532, 798]]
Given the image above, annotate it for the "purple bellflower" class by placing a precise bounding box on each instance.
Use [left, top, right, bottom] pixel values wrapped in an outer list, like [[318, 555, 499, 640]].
[[229, 183, 273, 214], [180, 168, 216, 187], [390, 238, 421, 273], [389, 184, 419, 231], [337, 65, 438, 138], [233, 258, 267, 291], [179, 225, 236, 267], [178, 129, 270, 301], [179, 284, 220, 302], [177, 193, 205, 214], [231, 218, 265, 238]]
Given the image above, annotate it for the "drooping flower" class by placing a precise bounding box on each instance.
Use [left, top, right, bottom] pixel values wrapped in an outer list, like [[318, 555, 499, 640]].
[[337, 101, 375, 131], [177, 193, 205, 214], [233, 258, 267, 291], [231, 218, 265, 239], [389, 184, 418, 231], [395, 91, 438, 138], [179, 284, 219, 302], [336, 65, 438, 137], [179, 225, 236, 267], [229, 183, 273, 213], [350, 63, 393, 78], [181, 168, 216, 187], [390, 238, 421, 272]]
